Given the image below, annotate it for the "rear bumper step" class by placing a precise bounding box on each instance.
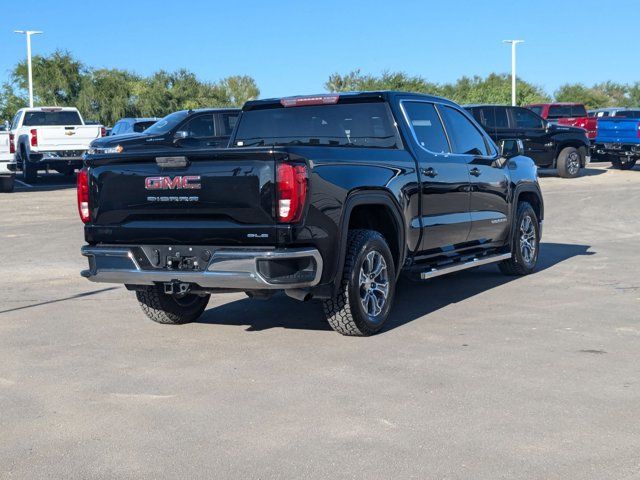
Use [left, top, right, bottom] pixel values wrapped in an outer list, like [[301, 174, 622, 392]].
[[81, 245, 323, 290], [419, 253, 512, 280]]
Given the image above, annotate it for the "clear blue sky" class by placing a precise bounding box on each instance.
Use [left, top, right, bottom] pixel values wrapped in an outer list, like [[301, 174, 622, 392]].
[[1, 0, 639, 99]]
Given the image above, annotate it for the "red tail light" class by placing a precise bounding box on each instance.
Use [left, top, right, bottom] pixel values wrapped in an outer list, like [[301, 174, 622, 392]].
[[8, 133, 15, 154], [30, 128, 38, 147], [100, 127, 106, 137], [77, 168, 90, 223], [276, 163, 307, 223]]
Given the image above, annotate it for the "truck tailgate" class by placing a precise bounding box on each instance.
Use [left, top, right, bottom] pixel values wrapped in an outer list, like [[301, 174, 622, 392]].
[[84, 149, 280, 245], [35, 125, 101, 149], [596, 118, 640, 143]]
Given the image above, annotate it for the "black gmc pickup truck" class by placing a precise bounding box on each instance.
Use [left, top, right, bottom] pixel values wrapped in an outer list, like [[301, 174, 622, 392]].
[[79, 92, 544, 336]]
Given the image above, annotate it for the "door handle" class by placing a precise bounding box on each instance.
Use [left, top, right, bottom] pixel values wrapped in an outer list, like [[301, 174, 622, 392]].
[[422, 167, 438, 178], [470, 167, 481, 177]]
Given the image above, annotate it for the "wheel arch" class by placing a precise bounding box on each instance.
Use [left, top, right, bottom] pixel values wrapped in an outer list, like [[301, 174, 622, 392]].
[[510, 184, 544, 243], [332, 190, 406, 293]]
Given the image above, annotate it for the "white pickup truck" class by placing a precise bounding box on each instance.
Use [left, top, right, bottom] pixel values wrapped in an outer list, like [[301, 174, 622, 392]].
[[0, 124, 15, 192], [10, 107, 104, 182]]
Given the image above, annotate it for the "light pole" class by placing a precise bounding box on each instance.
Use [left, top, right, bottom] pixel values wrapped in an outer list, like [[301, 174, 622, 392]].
[[14, 30, 43, 108], [503, 40, 524, 106]]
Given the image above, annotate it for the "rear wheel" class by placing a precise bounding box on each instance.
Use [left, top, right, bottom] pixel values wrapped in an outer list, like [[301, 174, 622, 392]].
[[323, 229, 396, 336], [499, 202, 540, 276], [135, 285, 210, 324], [556, 147, 581, 178], [20, 147, 37, 183], [611, 157, 637, 170]]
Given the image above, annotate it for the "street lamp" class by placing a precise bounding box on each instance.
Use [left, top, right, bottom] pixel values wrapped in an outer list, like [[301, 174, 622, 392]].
[[503, 40, 524, 106], [14, 30, 43, 108]]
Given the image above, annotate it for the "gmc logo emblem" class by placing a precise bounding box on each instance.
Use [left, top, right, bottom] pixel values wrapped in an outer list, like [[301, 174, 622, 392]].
[[145, 175, 201, 190]]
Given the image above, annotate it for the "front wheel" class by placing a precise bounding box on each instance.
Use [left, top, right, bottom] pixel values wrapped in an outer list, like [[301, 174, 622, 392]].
[[499, 202, 540, 276], [323, 229, 396, 336], [556, 147, 582, 178], [135, 286, 210, 324], [611, 157, 637, 170]]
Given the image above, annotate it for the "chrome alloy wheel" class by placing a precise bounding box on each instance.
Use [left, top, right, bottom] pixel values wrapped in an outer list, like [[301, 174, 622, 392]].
[[519, 214, 537, 265], [358, 251, 389, 317], [567, 151, 580, 176]]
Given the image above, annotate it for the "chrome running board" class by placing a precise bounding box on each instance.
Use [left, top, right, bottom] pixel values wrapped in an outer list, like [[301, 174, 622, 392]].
[[419, 253, 512, 280]]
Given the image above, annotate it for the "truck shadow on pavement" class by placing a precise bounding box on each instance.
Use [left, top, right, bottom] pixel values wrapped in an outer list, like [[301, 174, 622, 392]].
[[196, 242, 594, 334], [14, 174, 77, 192], [538, 167, 606, 178]]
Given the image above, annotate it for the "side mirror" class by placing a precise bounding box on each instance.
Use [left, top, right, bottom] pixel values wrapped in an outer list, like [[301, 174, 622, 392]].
[[500, 139, 524, 159], [173, 130, 189, 142]]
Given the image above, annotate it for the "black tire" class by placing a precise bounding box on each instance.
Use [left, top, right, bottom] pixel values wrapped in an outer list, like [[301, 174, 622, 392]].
[[556, 147, 582, 178], [323, 229, 396, 336], [499, 202, 540, 276], [20, 147, 37, 183], [135, 285, 210, 325], [0, 176, 14, 193], [611, 157, 637, 170]]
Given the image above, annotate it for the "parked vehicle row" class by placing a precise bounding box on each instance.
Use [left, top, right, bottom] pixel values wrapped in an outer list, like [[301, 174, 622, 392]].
[[78, 91, 544, 336], [465, 104, 590, 178]]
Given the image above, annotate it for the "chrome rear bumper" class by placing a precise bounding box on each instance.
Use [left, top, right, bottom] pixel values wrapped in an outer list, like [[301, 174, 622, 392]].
[[81, 245, 323, 290]]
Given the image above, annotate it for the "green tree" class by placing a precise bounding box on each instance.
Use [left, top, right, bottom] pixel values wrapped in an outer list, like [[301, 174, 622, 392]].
[[326, 69, 439, 94], [554, 83, 609, 108], [13, 50, 85, 106], [77, 69, 142, 125], [0, 83, 27, 122], [325, 70, 549, 105], [219, 75, 260, 106]]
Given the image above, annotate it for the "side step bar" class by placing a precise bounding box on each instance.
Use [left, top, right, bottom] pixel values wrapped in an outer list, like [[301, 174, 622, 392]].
[[419, 253, 512, 280]]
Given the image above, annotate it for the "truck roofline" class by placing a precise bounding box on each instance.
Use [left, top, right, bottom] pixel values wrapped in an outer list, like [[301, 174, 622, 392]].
[[243, 91, 458, 111]]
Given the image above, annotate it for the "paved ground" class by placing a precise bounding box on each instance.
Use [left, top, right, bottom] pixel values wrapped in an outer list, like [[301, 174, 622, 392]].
[[1, 164, 639, 479]]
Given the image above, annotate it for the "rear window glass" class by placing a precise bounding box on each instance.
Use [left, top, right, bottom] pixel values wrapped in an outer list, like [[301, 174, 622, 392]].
[[548, 105, 586, 119], [134, 121, 156, 132], [234, 103, 400, 149], [220, 113, 239, 136], [613, 110, 640, 118], [22, 111, 82, 126]]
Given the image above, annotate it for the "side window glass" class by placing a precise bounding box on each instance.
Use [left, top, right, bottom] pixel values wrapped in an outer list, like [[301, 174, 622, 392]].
[[11, 112, 21, 130], [220, 113, 239, 136], [110, 122, 121, 135], [403, 102, 450, 154], [494, 107, 509, 128], [181, 115, 214, 138], [439, 106, 489, 155], [513, 108, 543, 129]]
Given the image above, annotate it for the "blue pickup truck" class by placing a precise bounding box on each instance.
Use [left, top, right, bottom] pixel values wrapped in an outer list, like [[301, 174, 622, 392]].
[[594, 110, 640, 170]]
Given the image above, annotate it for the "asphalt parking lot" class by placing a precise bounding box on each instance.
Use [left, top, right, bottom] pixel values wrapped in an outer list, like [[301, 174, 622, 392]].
[[1, 163, 639, 479]]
